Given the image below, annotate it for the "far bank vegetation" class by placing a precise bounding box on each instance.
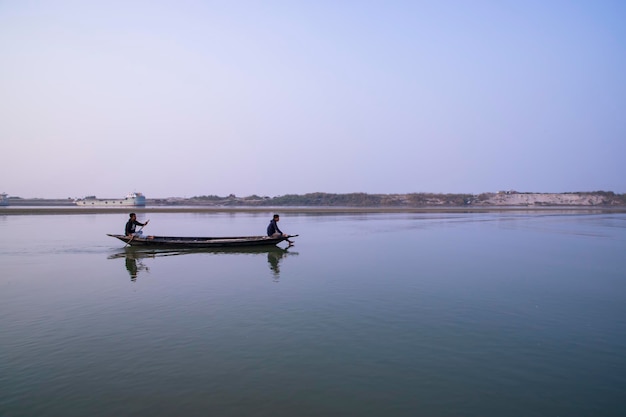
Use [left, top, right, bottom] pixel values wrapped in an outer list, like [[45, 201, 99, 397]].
[[157, 191, 626, 207]]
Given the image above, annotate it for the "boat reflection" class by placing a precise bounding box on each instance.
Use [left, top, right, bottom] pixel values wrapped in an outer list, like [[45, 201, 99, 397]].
[[108, 246, 298, 281]]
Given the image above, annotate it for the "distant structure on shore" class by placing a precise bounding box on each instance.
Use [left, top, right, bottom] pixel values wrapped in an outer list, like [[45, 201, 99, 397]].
[[0, 192, 8, 206], [74, 192, 146, 207]]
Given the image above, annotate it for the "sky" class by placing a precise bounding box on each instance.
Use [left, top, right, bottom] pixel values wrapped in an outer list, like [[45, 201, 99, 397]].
[[1, 1, 625, 199]]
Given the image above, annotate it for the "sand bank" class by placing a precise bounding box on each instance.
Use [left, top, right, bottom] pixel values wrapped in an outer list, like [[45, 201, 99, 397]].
[[1, 206, 625, 216]]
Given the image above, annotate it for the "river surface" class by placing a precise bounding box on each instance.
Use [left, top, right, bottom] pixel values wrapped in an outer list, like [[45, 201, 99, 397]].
[[1, 210, 625, 417]]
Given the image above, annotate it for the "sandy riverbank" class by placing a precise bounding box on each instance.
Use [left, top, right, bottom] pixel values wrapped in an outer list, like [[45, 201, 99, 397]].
[[2, 206, 625, 215]]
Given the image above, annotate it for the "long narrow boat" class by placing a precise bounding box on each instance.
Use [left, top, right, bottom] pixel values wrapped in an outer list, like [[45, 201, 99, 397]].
[[107, 233, 297, 248]]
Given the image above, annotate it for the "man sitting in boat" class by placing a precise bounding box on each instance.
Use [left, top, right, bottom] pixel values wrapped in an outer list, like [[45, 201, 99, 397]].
[[267, 214, 293, 245], [125, 213, 150, 238]]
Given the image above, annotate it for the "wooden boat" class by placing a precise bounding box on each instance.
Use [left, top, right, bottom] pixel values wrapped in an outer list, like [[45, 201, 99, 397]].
[[107, 233, 297, 248]]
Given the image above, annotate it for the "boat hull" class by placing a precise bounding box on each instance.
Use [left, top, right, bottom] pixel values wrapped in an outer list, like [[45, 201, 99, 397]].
[[107, 234, 296, 248]]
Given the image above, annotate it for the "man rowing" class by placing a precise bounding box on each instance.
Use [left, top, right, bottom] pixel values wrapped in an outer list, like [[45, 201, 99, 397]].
[[125, 213, 149, 238]]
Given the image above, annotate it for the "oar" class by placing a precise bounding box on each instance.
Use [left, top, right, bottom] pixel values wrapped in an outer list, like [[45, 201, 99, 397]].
[[124, 227, 141, 247]]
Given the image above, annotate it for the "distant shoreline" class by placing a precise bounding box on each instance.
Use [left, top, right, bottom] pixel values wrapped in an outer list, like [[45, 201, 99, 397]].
[[2, 206, 626, 215], [4, 191, 625, 210]]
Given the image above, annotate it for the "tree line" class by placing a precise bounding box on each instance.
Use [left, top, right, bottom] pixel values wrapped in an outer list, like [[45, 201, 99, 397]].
[[180, 191, 626, 207]]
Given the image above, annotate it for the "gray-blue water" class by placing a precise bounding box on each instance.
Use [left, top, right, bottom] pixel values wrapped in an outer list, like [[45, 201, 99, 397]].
[[1, 210, 625, 417]]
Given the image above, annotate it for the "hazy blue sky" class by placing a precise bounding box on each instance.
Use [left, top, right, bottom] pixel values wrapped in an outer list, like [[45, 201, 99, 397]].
[[1, 1, 624, 198]]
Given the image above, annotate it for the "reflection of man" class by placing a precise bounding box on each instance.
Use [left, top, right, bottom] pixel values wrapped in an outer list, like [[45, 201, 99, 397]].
[[267, 249, 288, 279], [123, 251, 149, 281], [125, 257, 138, 281]]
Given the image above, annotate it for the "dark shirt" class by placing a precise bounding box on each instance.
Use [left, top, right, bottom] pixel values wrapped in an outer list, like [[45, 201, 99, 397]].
[[267, 219, 282, 236], [125, 219, 144, 235]]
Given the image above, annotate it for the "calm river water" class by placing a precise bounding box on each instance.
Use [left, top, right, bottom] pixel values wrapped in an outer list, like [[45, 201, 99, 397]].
[[1, 209, 625, 417]]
